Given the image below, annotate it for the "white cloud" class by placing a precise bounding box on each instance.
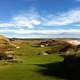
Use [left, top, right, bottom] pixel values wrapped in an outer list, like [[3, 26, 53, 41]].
[[13, 16, 41, 29], [0, 23, 14, 27], [0, 9, 80, 28], [0, 29, 80, 34], [13, 8, 41, 29], [1, 28, 80, 38], [45, 9, 80, 26], [0, 16, 41, 29], [0, 7, 41, 29], [0, 8, 80, 38]]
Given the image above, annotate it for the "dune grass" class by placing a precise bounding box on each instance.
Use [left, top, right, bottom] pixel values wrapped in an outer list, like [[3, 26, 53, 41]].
[[0, 41, 64, 80]]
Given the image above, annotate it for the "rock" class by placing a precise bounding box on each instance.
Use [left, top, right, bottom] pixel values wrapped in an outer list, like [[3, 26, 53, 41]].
[[7, 54, 14, 59], [40, 45, 45, 47], [16, 46, 20, 48], [5, 51, 14, 54], [37, 52, 48, 55], [42, 52, 48, 55]]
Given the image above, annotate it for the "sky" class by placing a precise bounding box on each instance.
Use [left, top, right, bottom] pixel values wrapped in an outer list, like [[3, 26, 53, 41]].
[[0, 0, 80, 38]]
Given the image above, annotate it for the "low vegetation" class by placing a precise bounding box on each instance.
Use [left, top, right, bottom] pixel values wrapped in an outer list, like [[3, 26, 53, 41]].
[[0, 38, 80, 80], [0, 39, 64, 80]]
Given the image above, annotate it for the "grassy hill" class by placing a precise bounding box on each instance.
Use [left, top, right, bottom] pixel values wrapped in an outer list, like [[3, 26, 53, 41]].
[[0, 40, 65, 80]]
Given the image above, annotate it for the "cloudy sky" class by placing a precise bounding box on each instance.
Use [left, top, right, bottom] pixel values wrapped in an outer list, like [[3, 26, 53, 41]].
[[0, 0, 80, 38]]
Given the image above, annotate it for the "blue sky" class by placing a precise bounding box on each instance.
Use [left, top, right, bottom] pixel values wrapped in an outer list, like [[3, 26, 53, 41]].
[[0, 0, 80, 38]]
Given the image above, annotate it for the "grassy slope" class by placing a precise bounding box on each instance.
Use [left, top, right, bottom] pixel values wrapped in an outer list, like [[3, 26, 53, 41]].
[[0, 41, 64, 80]]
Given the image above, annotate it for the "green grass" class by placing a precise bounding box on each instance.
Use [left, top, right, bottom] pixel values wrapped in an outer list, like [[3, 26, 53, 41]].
[[0, 42, 64, 80]]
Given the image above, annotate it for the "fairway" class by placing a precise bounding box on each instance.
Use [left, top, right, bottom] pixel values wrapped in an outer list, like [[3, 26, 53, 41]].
[[0, 42, 64, 80]]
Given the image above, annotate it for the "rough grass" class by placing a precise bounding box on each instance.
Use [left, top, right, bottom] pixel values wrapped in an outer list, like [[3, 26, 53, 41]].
[[0, 41, 64, 80]]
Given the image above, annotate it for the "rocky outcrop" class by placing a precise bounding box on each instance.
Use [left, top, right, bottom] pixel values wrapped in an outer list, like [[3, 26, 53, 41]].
[[0, 35, 16, 60]]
